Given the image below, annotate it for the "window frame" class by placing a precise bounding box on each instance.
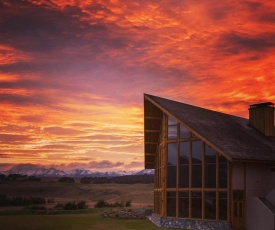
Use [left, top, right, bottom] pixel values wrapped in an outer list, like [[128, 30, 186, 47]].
[[161, 114, 230, 221]]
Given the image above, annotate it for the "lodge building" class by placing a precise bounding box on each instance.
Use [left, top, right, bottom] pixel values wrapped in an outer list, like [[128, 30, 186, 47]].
[[144, 94, 275, 230]]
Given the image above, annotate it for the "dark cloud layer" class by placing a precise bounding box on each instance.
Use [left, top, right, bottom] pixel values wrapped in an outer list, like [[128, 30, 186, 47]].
[[217, 32, 275, 55]]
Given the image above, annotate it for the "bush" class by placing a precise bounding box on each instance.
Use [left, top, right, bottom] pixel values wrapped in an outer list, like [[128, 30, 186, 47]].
[[114, 201, 124, 207], [54, 201, 88, 210], [47, 198, 55, 204], [77, 201, 88, 209], [94, 199, 131, 208], [25, 205, 47, 210], [63, 202, 77, 210], [125, 200, 132, 207], [0, 174, 6, 181], [54, 203, 64, 210], [0, 194, 46, 207], [94, 200, 109, 208]]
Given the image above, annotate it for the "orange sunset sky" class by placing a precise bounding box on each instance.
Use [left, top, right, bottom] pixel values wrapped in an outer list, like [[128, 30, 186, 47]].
[[0, 0, 275, 172]]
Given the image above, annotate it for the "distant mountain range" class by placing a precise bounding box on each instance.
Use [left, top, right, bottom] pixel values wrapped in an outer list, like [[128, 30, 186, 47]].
[[0, 166, 155, 178]]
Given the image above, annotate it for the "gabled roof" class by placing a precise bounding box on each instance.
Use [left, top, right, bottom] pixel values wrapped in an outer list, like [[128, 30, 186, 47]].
[[144, 94, 275, 168]]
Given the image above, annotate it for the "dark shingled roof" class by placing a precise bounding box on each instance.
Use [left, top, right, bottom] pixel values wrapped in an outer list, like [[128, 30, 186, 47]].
[[145, 94, 275, 163]]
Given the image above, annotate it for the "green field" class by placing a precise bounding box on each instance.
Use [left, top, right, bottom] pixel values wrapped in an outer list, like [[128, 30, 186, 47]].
[[0, 211, 167, 230]]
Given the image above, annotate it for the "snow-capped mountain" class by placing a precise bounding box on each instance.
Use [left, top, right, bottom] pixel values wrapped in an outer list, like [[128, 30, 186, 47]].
[[66, 169, 93, 177], [3, 165, 66, 177], [133, 169, 155, 175], [1, 165, 154, 178]]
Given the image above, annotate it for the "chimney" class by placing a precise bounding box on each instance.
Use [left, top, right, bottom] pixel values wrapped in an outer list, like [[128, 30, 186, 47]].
[[249, 102, 274, 136]]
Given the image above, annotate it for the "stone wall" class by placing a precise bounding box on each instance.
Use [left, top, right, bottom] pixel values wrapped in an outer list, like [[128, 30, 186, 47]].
[[149, 214, 231, 230]]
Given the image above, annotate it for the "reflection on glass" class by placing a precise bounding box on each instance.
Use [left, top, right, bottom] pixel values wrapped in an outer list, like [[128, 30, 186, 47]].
[[219, 192, 227, 220], [192, 141, 202, 163], [179, 142, 189, 188], [167, 192, 176, 217], [205, 192, 216, 219], [180, 142, 189, 164], [205, 145, 216, 163], [168, 125, 177, 140], [205, 164, 216, 188], [167, 166, 176, 188], [168, 116, 177, 125], [205, 144, 216, 188], [167, 143, 177, 188], [219, 155, 227, 188], [192, 141, 202, 188], [179, 192, 189, 218], [192, 165, 202, 188], [192, 192, 202, 218], [168, 116, 178, 140], [180, 125, 190, 138], [168, 143, 177, 166], [179, 165, 189, 188]]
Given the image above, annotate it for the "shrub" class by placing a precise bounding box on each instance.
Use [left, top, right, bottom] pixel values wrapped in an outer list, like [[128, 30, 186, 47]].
[[125, 200, 132, 207], [54, 203, 64, 210], [114, 201, 124, 207], [63, 202, 77, 210], [47, 198, 55, 204], [54, 201, 88, 210], [95, 199, 109, 208], [0, 195, 46, 207], [77, 201, 88, 209], [25, 205, 46, 210], [94, 199, 131, 208]]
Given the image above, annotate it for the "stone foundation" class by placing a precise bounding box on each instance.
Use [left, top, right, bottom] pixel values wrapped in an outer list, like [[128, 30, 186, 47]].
[[148, 214, 231, 230]]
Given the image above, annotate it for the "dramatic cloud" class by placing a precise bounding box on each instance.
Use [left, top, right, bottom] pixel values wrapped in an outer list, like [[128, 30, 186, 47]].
[[0, 0, 274, 171]]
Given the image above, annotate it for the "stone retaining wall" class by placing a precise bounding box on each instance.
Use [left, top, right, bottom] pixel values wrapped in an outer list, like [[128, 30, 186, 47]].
[[148, 214, 231, 230]]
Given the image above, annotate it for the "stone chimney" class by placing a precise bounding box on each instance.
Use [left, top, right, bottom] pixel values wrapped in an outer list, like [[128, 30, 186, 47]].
[[249, 102, 274, 136]]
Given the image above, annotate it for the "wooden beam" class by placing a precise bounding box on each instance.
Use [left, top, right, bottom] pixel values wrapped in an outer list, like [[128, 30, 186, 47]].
[[145, 116, 162, 120], [145, 142, 158, 145], [145, 129, 160, 132], [145, 153, 156, 156]]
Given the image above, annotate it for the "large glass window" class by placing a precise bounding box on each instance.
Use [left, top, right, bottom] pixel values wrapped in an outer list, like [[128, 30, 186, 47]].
[[179, 192, 189, 218], [167, 192, 176, 217], [180, 125, 190, 139], [192, 141, 202, 188], [179, 142, 189, 188], [205, 192, 216, 219], [163, 115, 229, 221], [191, 192, 202, 218], [167, 143, 177, 188], [218, 155, 227, 188], [219, 192, 227, 220], [205, 145, 216, 188], [168, 116, 177, 140]]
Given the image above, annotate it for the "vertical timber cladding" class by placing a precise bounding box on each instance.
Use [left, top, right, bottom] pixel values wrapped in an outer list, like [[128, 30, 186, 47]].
[[144, 97, 164, 215], [163, 113, 230, 222], [153, 112, 166, 216], [144, 98, 163, 169]]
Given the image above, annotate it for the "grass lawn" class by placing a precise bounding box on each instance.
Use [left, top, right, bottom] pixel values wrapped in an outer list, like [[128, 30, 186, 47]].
[[0, 209, 169, 230]]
